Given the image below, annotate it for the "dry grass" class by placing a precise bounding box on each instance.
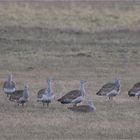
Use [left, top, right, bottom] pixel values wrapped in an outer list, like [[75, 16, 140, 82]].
[[0, 2, 140, 140], [0, 3, 140, 31], [1, 76, 140, 139]]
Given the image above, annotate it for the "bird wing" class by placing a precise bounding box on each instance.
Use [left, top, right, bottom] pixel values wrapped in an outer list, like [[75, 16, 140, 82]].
[[60, 90, 81, 101], [37, 88, 46, 98], [129, 83, 140, 93], [9, 90, 23, 101], [133, 82, 140, 88], [96, 83, 115, 95], [71, 96, 84, 103], [106, 90, 118, 96], [3, 81, 16, 93], [3, 81, 16, 89], [129, 87, 140, 93], [18, 97, 24, 102], [17, 97, 28, 104]]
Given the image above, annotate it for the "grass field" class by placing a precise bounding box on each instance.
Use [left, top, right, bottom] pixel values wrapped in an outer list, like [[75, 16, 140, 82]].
[[0, 1, 140, 139]]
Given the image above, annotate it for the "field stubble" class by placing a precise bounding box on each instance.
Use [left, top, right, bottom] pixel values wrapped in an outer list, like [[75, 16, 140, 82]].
[[0, 2, 140, 139]]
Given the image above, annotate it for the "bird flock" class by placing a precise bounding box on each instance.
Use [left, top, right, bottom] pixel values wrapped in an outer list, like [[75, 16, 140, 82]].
[[2, 73, 140, 113]]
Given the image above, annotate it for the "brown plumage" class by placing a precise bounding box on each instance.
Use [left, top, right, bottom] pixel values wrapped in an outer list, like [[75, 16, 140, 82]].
[[128, 82, 140, 97], [9, 90, 23, 102], [57, 90, 81, 104], [9, 84, 29, 107], [68, 101, 96, 113], [58, 80, 86, 106], [96, 83, 116, 96], [96, 79, 121, 97], [37, 88, 46, 98]]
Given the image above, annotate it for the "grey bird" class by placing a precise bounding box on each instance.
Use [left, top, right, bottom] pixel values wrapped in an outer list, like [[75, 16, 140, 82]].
[[10, 84, 29, 107], [37, 78, 55, 107], [128, 82, 140, 99], [96, 79, 121, 99], [68, 100, 96, 113], [3, 73, 16, 97], [57, 80, 86, 106]]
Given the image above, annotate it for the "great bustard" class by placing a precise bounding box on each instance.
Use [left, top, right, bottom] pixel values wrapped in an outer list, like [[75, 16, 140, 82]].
[[37, 78, 55, 107], [3, 73, 16, 97], [128, 82, 140, 99], [96, 79, 121, 99], [68, 100, 96, 113], [9, 84, 29, 107], [57, 80, 86, 106]]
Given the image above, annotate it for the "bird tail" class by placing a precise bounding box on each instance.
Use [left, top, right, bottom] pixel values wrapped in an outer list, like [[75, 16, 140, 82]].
[[128, 90, 135, 97], [57, 98, 62, 102], [96, 90, 101, 96], [96, 91, 99, 95]]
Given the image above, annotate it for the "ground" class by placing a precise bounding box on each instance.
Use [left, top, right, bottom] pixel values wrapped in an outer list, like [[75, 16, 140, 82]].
[[0, 1, 140, 139]]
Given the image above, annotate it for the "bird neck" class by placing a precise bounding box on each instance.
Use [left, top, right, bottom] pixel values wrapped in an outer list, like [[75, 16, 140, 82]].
[[8, 75, 12, 83], [23, 87, 29, 98], [80, 83, 86, 97], [115, 80, 121, 89], [88, 102, 96, 111], [47, 80, 52, 96]]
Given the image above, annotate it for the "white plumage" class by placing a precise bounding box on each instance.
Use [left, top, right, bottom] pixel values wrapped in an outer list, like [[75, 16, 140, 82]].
[[68, 100, 96, 113], [37, 78, 55, 107], [128, 82, 140, 99], [106, 79, 121, 99], [3, 73, 16, 97]]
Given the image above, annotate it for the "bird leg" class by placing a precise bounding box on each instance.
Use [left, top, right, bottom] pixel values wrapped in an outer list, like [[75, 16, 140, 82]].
[[138, 96, 140, 100], [47, 102, 49, 108], [22, 103, 24, 108], [9, 96, 11, 101], [43, 102, 45, 107]]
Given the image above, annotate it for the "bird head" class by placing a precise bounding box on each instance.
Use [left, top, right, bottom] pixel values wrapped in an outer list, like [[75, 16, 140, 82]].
[[24, 84, 28, 89], [115, 78, 121, 87], [80, 80, 86, 84]]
